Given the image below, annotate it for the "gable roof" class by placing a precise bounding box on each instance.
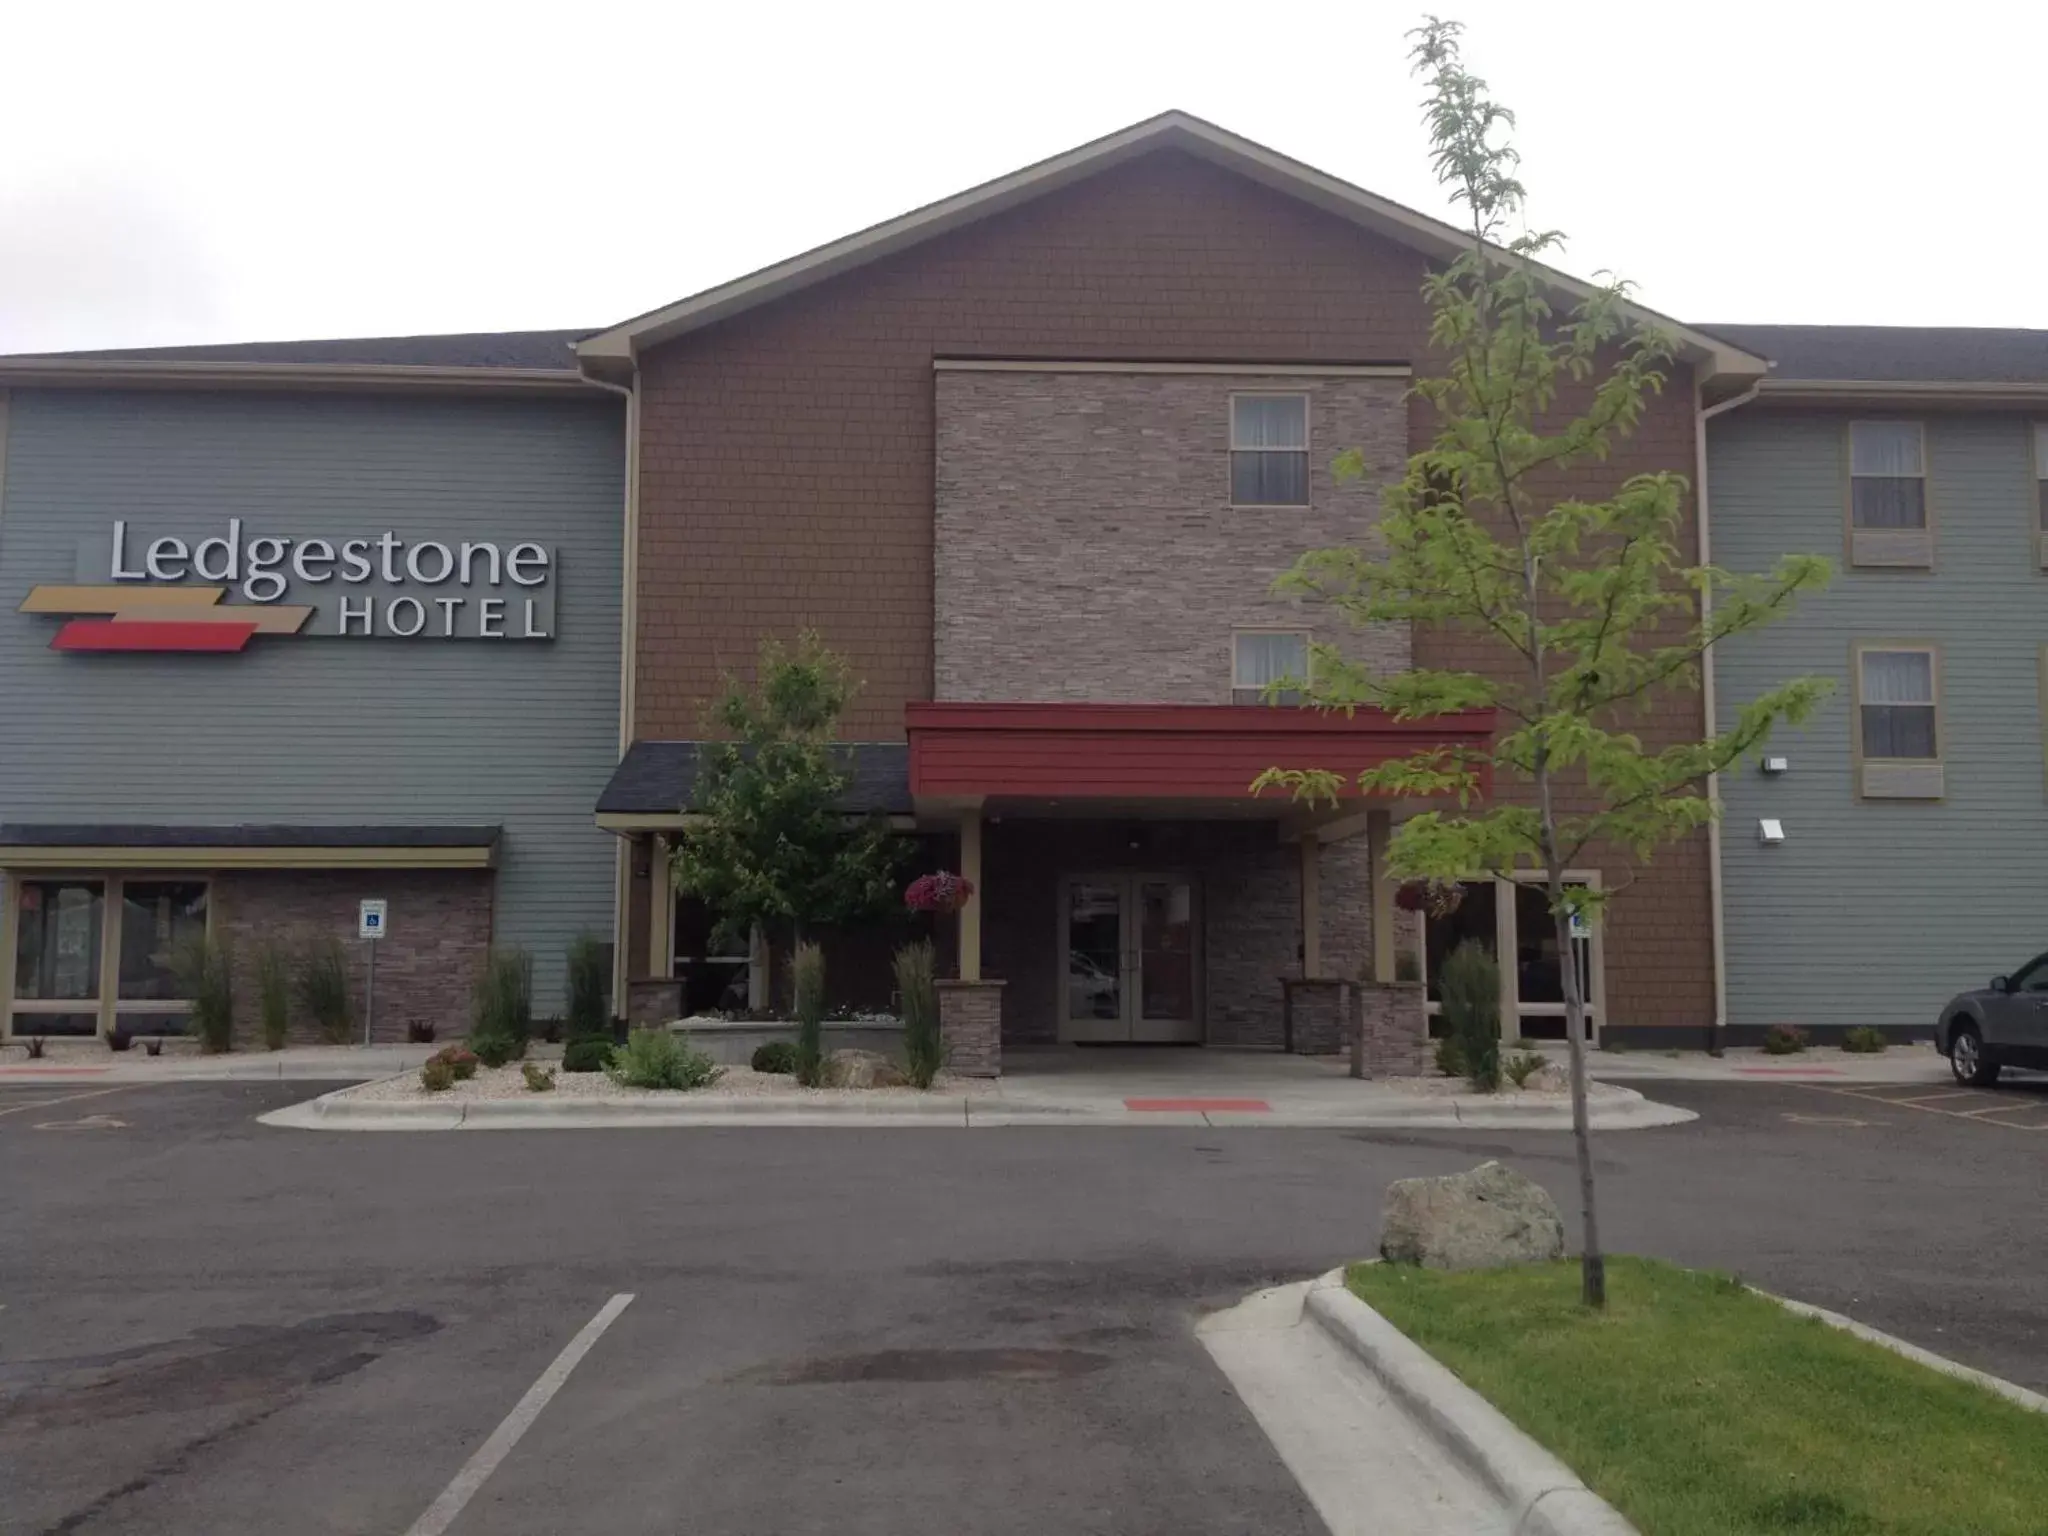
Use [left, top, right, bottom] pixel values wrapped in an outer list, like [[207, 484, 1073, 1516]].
[[576, 110, 1766, 385], [11, 329, 589, 370], [1703, 324, 2048, 389]]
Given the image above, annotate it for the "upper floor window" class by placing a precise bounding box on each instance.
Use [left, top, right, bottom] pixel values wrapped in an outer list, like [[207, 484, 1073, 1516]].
[[1233, 630, 1309, 704], [1856, 643, 1944, 799], [2033, 424, 2048, 567], [1848, 421, 1933, 568], [1230, 395, 1309, 506]]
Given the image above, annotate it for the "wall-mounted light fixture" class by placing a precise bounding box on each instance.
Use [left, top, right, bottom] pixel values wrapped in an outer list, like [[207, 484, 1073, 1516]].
[[1762, 755, 1790, 775], [1758, 818, 1786, 845]]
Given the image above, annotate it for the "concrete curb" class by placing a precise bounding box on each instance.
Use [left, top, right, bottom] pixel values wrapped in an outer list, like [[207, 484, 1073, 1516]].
[[254, 1077, 1693, 1133], [1302, 1277, 1639, 1536]]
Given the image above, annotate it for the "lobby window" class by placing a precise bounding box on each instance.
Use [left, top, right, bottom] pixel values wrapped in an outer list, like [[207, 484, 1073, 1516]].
[[117, 881, 210, 1034], [12, 879, 105, 1036], [1856, 644, 1943, 799], [1230, 395, 1309, 506], [1233, 631, 1309, 704], [1848, 421, 1932, 567]]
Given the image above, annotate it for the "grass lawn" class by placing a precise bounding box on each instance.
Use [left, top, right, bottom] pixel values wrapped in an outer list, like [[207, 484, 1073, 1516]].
[[1348, 1256, 2048, 1536]]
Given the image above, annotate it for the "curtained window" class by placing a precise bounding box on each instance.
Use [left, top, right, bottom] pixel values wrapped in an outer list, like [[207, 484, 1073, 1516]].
[[1850, 421, 1927, 529], [1230, 395, 1309, 506], [1232, 631, 1309, 704], [1859, 648, 1937, 759]]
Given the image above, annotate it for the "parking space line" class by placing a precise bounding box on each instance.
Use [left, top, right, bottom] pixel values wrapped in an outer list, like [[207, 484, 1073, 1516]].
[[1804, 1083, 2048, 1132], [403, 1292, 634, 1536], [0, 1085, 132, 1120]]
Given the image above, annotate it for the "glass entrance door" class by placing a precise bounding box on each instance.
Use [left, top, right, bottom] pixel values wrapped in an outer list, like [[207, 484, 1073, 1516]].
[[1060, 874, 1201, 1043]]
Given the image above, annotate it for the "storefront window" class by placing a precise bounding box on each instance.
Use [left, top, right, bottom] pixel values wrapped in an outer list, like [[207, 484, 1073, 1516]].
[[15, 881, 104, 1001], [1423, 881, 1496, 1004], [118, 881, 209, 1000]]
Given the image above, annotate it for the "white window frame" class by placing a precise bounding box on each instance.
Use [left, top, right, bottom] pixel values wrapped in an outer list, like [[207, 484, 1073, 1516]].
[[1231, 629, 1311, 705], [1228, 393, 1311, 509]]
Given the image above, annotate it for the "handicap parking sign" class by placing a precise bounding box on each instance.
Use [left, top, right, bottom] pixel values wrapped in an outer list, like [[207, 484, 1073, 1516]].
[[358, 899, 389, 940]]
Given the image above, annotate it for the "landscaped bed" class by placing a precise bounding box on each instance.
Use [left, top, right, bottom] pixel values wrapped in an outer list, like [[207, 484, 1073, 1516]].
[[1348, 1256, 2048, 1536], [334, 1060, 996, 1105]]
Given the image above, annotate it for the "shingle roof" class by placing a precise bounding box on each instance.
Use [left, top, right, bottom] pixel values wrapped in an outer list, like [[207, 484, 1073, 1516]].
[[1702, 324, 2048, 384], [0, 824, 502, 848], [598, 742, 912, 817], [5, 330, 590, 372]]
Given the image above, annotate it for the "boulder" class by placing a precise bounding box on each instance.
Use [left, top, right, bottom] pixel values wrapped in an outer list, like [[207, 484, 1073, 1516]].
[[1379, 1161, 1565, 1271], [1524, 1062, 1571, 1094], [824, 1048, 907, 1090]]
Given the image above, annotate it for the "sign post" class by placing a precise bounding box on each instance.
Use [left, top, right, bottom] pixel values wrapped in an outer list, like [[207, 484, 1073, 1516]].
[[358, 900, 388, 1046]]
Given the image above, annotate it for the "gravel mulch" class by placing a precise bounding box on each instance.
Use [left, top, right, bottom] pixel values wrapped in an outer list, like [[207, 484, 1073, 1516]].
[[335, 1062, 996, 1105]]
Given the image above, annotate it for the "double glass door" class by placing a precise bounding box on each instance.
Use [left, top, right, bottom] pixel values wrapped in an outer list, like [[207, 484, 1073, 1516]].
[[1060, 874, 1200, 1042]]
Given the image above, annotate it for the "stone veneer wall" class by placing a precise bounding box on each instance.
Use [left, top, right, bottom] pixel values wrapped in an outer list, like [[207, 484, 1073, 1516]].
[[934, 368, 1410, 704], [212, 869, 493, 1045]]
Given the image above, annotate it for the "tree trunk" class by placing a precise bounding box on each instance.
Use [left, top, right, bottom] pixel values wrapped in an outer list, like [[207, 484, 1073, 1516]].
[[1545, 854, 1606, 1309]]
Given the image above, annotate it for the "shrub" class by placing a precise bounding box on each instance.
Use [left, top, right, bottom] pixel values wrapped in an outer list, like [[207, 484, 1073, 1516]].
[[535, 1015, 564, 1045], [1440, 940, 1501, 1093], [473, 947, 533, 1047], [297, 934, 354, 1044], [1763, 1024, 1809, 1055], [405, 1019, 437, 1044], [607, 1027, 720, 1090], [143, 1036, 163, 1057], [1503, 1050, 1547, 1088], [895, 940, 942, 1090], [751, 1040, 798, 1074], [521, 1061, 557, 1092], [420, 1058, 455, 1092], [565, 932, 610, 1040], [1433, 1035, 1466, 1078], [1841, 1026, 1888, 1054], [171, 933, 235, 1055], [792, 941, 826, 1088], [428, 1044, 478, 1080], [25, 1035, 46, 1059], [562, 1037, 612, 1073], [254, 939, 292, 1051], [470, 1030, 525, 1068], [106, 1027, 134, 1053]]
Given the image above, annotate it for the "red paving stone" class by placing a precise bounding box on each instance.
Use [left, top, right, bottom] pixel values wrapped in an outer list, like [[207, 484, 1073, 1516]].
[[1123, 1097, 1272, 1113]]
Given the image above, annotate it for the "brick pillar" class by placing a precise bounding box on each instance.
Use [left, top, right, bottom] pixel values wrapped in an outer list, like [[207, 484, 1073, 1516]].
[[1281, 978, 1350, 1055], [1352, 980, 1429, 1078], [937, 979, 1004, 1077]]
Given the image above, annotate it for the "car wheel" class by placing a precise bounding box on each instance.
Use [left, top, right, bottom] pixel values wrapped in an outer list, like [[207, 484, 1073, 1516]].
[[1950, 1023, 2002, 1087]]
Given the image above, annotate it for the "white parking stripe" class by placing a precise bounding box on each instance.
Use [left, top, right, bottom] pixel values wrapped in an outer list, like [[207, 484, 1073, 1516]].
[[403, 1293, 634, 1536]]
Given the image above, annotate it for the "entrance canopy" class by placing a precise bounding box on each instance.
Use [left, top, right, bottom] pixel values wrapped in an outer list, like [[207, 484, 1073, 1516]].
[[904, 701, 1494, 818]]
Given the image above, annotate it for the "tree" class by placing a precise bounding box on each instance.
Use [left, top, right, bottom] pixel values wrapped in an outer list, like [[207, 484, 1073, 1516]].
[[1256, 18, 1832, 1308], [671, 633, 905, 989]]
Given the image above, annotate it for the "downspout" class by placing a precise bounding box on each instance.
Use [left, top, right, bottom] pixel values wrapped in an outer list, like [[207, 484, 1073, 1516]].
[[1696, 379, 1762, 1055], [579, 365, 641, 1017]]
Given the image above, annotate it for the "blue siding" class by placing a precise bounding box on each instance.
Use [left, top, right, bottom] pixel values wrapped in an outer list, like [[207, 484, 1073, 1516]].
[[1710, 408, 2048, 1030], [0, 388, 624, 1007]]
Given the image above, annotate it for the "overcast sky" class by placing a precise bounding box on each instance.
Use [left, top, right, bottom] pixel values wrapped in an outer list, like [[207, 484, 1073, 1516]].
[[4, 1, 2043, 355]]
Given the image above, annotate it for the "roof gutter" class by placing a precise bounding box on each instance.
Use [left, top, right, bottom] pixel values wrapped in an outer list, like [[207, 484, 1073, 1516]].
[[0, 358, 607, 396], [1695, 378, 1763, 1054]]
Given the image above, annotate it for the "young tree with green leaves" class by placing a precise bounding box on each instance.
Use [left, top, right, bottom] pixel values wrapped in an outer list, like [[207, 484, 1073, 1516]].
[[671, 633, 904, 997], [1256, 18, 1832, 1308]]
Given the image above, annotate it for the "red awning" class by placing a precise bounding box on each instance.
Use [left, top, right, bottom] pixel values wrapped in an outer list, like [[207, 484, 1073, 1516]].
[[904, 702, 1494, 802]]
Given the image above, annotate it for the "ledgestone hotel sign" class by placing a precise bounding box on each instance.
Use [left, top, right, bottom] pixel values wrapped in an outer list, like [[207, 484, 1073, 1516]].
[[21, 520, 559, 652]]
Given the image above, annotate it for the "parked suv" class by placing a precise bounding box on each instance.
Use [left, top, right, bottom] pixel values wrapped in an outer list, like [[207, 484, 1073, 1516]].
[[1937, 953, 2048, 1085]]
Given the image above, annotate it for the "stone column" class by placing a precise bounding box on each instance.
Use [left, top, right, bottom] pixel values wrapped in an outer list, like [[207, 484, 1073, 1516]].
[[937, 979, 1004, 1077], [1352, 979, 1429, 1078]]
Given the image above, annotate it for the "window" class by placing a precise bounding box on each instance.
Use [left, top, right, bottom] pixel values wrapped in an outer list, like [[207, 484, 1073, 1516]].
[[1233, 631, 1309, 704], [13, 879, 105, 1036], [2034, 424, 2048, 566], [116, 881, 208, 1032], [1856, 644, 1944, 799], [1850, 422, 1926, 528], [1859, 649, 1937, 758], [1230, 395, 1309, 506], [1848, 421, 1933, 568]]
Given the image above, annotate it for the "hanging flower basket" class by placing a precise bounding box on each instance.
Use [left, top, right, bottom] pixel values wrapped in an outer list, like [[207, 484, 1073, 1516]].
[[904, 871, 975, 915], [1394, 879, 1466, 919]]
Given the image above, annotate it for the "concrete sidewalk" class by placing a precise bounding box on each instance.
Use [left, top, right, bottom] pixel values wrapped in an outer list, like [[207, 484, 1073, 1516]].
[[0, 1042, 439, 1083]]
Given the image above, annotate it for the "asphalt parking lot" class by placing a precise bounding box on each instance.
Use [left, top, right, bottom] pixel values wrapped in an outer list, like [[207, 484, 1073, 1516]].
[[4, 1075, 2045, 1535]]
